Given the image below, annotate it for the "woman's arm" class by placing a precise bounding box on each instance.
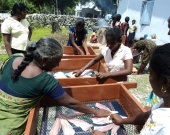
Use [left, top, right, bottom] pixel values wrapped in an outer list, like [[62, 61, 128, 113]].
[[82, 35, 90, 55], [96, 59, 132, 79], [73, 54, 104, 77], [55, 92, 110, 117], [3, 34, 12, 56], [69, 34, 85, 55], [110, 111, 151, 125], [28, 26, 32, 41]]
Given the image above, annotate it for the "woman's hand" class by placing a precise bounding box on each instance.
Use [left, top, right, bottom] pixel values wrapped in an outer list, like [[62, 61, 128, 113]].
[[96, 72, 109, 79], [94, 109, 111, 117], [110, 114, 124, 125], [91, 130, 106, 135], [79, 50, 85, 55], [72, 69, 83, 77], [86, 51, 90, 55]]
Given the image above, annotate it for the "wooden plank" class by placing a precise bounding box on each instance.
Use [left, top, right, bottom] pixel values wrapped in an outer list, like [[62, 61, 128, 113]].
[[40, 83, 122, 107], [52, 58, 99, 71], [98, 62, 108, 73], [63, 46, 97, 55], [119, 84, 146, 117], [24, 105, 40, 135], [88, 46, 97, 55], [91, 46, 99, 49], [57, 77, 134, 86], [62, 55, 97, 59]]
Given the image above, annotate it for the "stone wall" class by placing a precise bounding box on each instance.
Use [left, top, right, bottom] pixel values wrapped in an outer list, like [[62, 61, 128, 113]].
[[26, 14, 99, 29]]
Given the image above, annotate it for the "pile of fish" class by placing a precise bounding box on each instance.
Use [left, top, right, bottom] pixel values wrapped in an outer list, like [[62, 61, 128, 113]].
[[49, 103, 127, 135], [48, 69, 97, 78]]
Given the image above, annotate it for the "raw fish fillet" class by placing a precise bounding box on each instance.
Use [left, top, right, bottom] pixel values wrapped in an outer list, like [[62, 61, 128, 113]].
[[111, 124, 120, 135], [64, 111, 84, 117], [59, 115, 75, 135], [49, 117, 61, 135], [94, 123, 118, 132], [91, 117, 112, 124], [61, 114, 93, 132]]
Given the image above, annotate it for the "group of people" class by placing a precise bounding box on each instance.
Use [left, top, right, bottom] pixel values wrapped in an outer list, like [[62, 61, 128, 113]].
[[1, 2, 170, 135], [110, 14, 137, 47]]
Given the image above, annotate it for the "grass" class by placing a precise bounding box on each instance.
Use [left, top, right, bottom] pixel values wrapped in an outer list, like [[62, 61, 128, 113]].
[[31, 27, 52, 42]]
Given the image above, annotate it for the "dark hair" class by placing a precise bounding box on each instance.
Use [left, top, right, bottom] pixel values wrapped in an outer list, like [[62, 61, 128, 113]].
[[105, 28, 122, 42], [150, 43, 170, 79], [115, 14, 121, 21], [11, 2, 27, 16], [132, 19, 136, 23], [168, 17, 170, 22], [11, 37, 63, 82], [75, 18, 85, 27], [125, 16, 130, 22]]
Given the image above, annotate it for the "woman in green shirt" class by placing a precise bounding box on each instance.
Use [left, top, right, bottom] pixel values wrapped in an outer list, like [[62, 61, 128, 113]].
[[0, 37, 110, 135]]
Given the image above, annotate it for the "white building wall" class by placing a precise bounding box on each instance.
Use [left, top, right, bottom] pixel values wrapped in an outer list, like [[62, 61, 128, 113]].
[[117, 0, 170, 43]]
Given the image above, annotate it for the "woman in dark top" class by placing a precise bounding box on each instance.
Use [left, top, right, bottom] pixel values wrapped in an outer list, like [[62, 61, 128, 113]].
[[67, 18, 90, 55]]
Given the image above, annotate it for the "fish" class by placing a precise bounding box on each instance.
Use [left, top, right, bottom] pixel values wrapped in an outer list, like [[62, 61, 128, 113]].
[[61, 114, 93, 132], [94, 123, 118, 132], [59, 115, 75, 135], [49, 117, 61, 135]]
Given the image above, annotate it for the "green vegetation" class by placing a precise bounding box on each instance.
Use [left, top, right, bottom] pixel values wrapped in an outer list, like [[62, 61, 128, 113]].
[[0, 54, 8, 61], [31, 27, 52, 42], [0, 0, 117, 15]]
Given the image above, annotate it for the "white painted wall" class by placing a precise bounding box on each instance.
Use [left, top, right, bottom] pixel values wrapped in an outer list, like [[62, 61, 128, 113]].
[[117, 0, 170, 43]]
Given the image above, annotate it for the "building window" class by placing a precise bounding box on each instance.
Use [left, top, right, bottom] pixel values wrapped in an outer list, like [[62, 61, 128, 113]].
[[140, 0, 155, 26]]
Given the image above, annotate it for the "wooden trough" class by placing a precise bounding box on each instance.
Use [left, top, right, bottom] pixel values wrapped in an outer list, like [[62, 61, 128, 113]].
[[62, 46, 98, 59], [52, 58, 128, 83], [25, 82, 145, 135]]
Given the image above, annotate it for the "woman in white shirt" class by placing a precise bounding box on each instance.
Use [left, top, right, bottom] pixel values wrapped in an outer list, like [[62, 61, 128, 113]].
[[73, 28, 133, 80], [1, 2, 32, 56]]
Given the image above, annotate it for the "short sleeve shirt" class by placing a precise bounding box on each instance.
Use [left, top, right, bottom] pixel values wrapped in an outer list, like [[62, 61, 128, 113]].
[[1, 17, 30, 51], [132, 39, 156, 65], [1, 56, 65, 99], [129, 24, 137, 33], [140, 99, 170, 135], [67, 26, 88, 46], [101, 44, 133, 72]]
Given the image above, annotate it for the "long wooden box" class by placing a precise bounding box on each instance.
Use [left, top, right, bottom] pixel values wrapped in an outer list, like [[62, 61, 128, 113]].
[[62, 46, 98, 59], [52, 58, 127, 82], [25, 83, 145, 135]]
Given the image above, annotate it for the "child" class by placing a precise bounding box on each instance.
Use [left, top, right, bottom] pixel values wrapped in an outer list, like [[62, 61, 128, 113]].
[[73, 28, 133, 81], [67, 18, 90, 55], [89, 30, 98, 43]]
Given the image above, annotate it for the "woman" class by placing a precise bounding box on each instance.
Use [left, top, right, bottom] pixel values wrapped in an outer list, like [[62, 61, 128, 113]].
[[121, 16, 130, 36], [73, 28, 133, 80], [110, 16, 116, 28], [1, 2, 32, 56], [127, 20, 137, 47], [0, 37, 110, 134], [92, 43, 170, 135], [121, 16, 130, 45], [114, 14, 121, 28], [67, 18, 90, 55]]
